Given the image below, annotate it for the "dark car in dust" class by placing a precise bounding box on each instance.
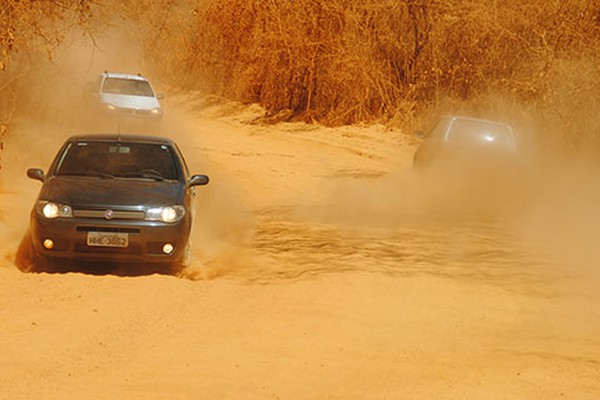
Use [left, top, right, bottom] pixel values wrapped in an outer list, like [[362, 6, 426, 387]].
[[16, 134, 209, 274], [412, 116, 519, 170]]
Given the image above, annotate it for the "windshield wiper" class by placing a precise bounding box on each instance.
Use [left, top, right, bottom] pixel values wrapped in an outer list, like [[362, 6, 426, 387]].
[[123, 170, 167, 181], [59, 171, 115, 179]]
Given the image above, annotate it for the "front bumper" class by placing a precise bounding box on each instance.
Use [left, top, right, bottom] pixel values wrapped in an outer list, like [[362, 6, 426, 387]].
[[30, 212, 190, 264], [105, 105, 162, 118]]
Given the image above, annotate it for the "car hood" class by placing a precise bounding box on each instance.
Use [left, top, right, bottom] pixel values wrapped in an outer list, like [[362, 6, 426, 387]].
[[100, 93, 160, 110], [39, 176, 184, 208]]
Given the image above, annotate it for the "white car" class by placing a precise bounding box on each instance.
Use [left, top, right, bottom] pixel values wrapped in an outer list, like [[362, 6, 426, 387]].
[[88, 71, 163, 121]]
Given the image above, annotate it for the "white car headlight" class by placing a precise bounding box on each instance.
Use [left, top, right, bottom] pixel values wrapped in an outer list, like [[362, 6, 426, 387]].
[[146, 206, 185, 223], [106, 104, 116, 111], [37, 201, 73, 219], [150, 108, 162, 115]]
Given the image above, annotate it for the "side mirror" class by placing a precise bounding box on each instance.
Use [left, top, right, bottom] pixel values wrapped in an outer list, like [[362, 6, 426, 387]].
[[27, 168, 45, 182], [157, 93, 165, 100], [189, 174, 209, 187]]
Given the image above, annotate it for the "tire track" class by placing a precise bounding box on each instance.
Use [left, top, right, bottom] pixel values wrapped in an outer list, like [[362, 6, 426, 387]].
[[227, 206, 566, 292]]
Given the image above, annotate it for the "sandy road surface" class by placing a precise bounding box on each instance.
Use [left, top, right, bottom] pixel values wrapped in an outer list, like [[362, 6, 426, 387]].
[[0, 94, 599, 399]]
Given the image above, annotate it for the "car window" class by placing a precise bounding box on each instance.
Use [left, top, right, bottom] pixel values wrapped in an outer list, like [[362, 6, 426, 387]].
[[174, 144, 190, 177], [55, 141, 179, 180], [428, 117, 451, 139], [446, 119, 514, 147], [102, 77, 155, 97]]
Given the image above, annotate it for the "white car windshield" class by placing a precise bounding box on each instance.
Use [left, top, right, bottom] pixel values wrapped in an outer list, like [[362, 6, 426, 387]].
[[446, 119, 514, 148], [102, 78, 155, 97]]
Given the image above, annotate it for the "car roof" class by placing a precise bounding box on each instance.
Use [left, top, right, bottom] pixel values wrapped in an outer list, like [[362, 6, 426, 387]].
[[102, 71, 148, 82], [444, 115, 512, 127], [66, 134, 174, 145]]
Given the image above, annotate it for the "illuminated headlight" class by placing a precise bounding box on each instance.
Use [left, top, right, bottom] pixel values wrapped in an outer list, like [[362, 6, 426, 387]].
[[162, 243, 174, 254], [150, 108, 162, 115], [106, 104, 116, 111], [36, 201, 73, 219], [146, 206, 185, 223]]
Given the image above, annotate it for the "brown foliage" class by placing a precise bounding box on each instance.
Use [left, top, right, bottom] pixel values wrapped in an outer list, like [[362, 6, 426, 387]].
[[185, 0, 433, 124], [3, 0, 600, 150], [0, 0, 94, 70], [128, 0, 600, 134], [0, 0, 95, 132]]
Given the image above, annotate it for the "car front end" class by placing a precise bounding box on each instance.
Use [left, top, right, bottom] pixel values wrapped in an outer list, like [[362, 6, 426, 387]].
[[96, 72, 164, 125], [100, 93, 163, 120], [29, 199, 191, 266], [18, 134, 210, 274]]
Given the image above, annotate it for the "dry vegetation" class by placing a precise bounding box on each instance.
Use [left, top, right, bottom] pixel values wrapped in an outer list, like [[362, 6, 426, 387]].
[[130, 0, 600, 149], [3, 1, 600, 149], [0, 0, 94, 70], [0, 0, 95, 149]]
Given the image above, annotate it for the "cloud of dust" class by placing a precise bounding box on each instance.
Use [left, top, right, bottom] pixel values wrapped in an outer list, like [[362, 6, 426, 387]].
[[312, 100, 600, 294], [183, 180, 256, 280], [158, 105, 257, 280]]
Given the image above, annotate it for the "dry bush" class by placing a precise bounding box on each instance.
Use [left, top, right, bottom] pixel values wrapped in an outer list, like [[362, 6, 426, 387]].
[[0, 0, 98, 170], [0, 0, 94, 71], [136, 0, 600, 140], [3, 0, 600, 152], [0, 0, 96, 127], [417, 1, 600, 152], [179, 0, 435, 125], [111, 0, 193, 78], [422, 1, 600, 97]]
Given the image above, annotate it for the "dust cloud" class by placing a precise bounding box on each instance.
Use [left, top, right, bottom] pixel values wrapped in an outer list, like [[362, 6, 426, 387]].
[[302, 125, 600, 299]]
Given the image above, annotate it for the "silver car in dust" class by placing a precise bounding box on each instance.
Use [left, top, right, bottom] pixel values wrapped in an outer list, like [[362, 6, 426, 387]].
[[87, 71, 164, 121], [413, 116, 519, 170]]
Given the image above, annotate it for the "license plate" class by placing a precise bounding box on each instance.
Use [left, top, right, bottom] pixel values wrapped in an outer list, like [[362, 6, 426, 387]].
[[86, 231, 129, 248]]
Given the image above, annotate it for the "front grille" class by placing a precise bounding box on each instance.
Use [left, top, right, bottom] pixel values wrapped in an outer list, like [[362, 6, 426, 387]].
[[74, 242, 142, 255], [73, 209, 145, 220], [76, 226, 141, 234], [133, 109, 151, 116], [115, 108, 154, 117]]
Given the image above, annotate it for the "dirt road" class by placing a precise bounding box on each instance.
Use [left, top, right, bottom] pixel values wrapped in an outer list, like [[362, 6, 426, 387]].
[[0, 93, 599, 399]]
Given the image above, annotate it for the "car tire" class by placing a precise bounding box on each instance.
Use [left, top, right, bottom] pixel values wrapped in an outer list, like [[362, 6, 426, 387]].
[[15, 232, 46, 273], [171, 243, 192, 276]]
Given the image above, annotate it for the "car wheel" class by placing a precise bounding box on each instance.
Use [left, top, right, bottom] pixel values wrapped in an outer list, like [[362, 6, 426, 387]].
[[15, 232, 46, 273], [171, 243, 192, 276]]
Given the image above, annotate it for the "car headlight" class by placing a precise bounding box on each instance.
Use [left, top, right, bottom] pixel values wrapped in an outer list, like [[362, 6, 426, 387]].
[[36, 201, 73, 219], [106, 104, 116, 111], [150, 108, 162, 115], [146, 206, 185, 223]]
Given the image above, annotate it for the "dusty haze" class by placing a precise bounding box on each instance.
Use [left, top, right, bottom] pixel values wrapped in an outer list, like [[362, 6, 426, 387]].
[[0, 31, 599, 399]]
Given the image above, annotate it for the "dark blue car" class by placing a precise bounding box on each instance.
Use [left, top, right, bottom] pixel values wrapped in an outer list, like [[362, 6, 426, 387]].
[[16, 134, 209, 275]]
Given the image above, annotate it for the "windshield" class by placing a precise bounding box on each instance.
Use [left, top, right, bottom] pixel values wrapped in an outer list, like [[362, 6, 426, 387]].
[[445, 118, 515, 148], [102, 77, 155, 97], [54, 141, 179, 180]]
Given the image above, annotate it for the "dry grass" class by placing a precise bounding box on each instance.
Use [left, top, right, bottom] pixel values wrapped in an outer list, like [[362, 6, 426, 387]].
[[3, 0, 600, 152], [127, 0, 600, 145], [0, 0, 95, 136]]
